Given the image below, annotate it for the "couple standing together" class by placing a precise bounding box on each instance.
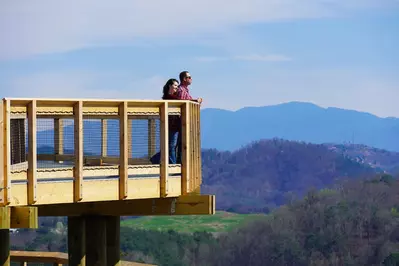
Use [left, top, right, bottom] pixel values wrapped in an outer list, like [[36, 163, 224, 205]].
[[161, 71, 202, 164]]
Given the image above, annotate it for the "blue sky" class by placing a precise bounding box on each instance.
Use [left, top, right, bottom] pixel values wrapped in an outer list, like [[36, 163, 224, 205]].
[[0, 0, 398, 117]]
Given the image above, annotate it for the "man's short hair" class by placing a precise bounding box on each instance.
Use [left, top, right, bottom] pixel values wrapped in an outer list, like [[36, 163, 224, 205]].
[[179, 71, 189, 82]]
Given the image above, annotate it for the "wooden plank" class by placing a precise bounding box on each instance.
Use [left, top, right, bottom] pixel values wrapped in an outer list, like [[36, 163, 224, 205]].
[[3, 99, 11, 204], [101, 119, 107, 157], [27, 100, 37, 204], [68, 216, 86, 266], [159, 102, 168, 198], [38, 194, 216, 216], [11, 176, 183, 207], [181, 102, 190, 195], [119, 101, 128, 199], [10, 206, 38, 229], [74, 101, 83, 202], [10, 251, 68, 264]]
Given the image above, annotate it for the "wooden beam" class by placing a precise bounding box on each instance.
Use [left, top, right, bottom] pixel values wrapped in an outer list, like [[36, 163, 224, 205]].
[[10, 207, 38, 229], [27, 100, 37, 204], [0, 101, 4, 205], [3, 99, 11, 204], [181, 102, 190, 195], [38, 195, 215, 216], [0, 229, 10, 266], [74, 101, 83, 202], [86, 215, 106, 266], [106, 216, 120, 266], [68, 216, 86, 266], [119, 101, 128, 199], [160, 102, 168, 198], [0, 207, 10, 229], [10, 251, 68, 264]]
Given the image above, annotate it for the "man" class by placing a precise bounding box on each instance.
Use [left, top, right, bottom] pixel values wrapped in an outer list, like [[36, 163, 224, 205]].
[[169, 71, 202, 164], [176, 71, 203, 103]]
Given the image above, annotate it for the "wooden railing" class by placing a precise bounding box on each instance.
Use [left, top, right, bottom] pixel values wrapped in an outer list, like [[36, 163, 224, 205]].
[[0, 98, 203, 207], [10, 251, 68, 265]]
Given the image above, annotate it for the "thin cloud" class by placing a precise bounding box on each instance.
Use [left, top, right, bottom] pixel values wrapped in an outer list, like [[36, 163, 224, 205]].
[[1, 0, 397, 60]]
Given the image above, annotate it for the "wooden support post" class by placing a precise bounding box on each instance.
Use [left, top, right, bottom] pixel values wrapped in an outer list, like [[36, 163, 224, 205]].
[[86, 216, 106, 266], [101, 119, 107, 157], [148, 118, 156, 159], [0, 229, 10, 266], [27, 100, 37, 204], [0, 101, 4, 205], [181, 102, 190, 195], [68, 216, 86, 266], [106, 216, 120, 266], [73, 101, 83, 202], [195, 103, 202, 193], [2, 100, 11, 204], [54, 118, 64, 163], [119, 102, 128, 199], [160, 102, 169, 198]]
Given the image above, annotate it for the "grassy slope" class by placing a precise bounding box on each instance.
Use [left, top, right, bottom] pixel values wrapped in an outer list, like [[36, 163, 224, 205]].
[[120, 211, 266, 233]]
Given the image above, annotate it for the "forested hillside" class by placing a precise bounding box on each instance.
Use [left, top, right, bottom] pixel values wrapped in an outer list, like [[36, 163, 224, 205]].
[[11, 174, 399, 265], [201, 139, 380, 213]]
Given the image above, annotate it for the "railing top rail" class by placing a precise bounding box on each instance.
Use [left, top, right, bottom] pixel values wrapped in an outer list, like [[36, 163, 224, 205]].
[[3, 97, 201, 106]]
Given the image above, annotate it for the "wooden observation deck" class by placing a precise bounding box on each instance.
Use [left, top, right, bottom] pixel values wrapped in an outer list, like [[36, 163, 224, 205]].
[[0, 98, 215, 265]]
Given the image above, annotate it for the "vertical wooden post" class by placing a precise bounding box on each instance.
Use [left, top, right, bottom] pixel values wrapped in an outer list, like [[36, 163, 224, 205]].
[[106, 216, 120, 266], [86, 216, 106, 266], [160, 102, 169, 198], [27, 100, 37, 204], [68, 216, 86, 266], [73, 101, 83, 202], [0, 229, 10, 266], [197, 103, 202, 188], [54, 118, 64, 163], [147, 118, 156, 159], [181, 103, 190, 195], [101, 119, 107, 157], [2, 100, 10, 205], [0, 101, 4, 205], [119, 102, 128, 199]]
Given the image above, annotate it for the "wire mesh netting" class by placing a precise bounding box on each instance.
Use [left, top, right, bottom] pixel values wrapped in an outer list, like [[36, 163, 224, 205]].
[[9, 116, 162, 170]]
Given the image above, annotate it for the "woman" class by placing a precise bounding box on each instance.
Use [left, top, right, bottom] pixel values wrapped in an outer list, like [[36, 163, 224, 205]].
[[152, 79, 181, 164]]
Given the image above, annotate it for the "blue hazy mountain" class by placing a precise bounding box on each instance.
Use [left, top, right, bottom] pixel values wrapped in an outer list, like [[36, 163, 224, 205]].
[[36, 101, 399, 153], [200, 102, 399, 152]]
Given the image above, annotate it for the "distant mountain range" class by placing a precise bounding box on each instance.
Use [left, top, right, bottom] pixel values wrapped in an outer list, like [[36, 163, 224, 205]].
[[200, 102, 399, 152]]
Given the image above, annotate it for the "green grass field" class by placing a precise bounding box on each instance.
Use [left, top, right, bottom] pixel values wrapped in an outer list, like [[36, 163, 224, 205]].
[[120, 211, 266, 233]]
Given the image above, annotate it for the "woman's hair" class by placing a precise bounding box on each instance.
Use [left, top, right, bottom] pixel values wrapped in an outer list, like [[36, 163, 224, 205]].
[[162, 78, 179, 99]]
